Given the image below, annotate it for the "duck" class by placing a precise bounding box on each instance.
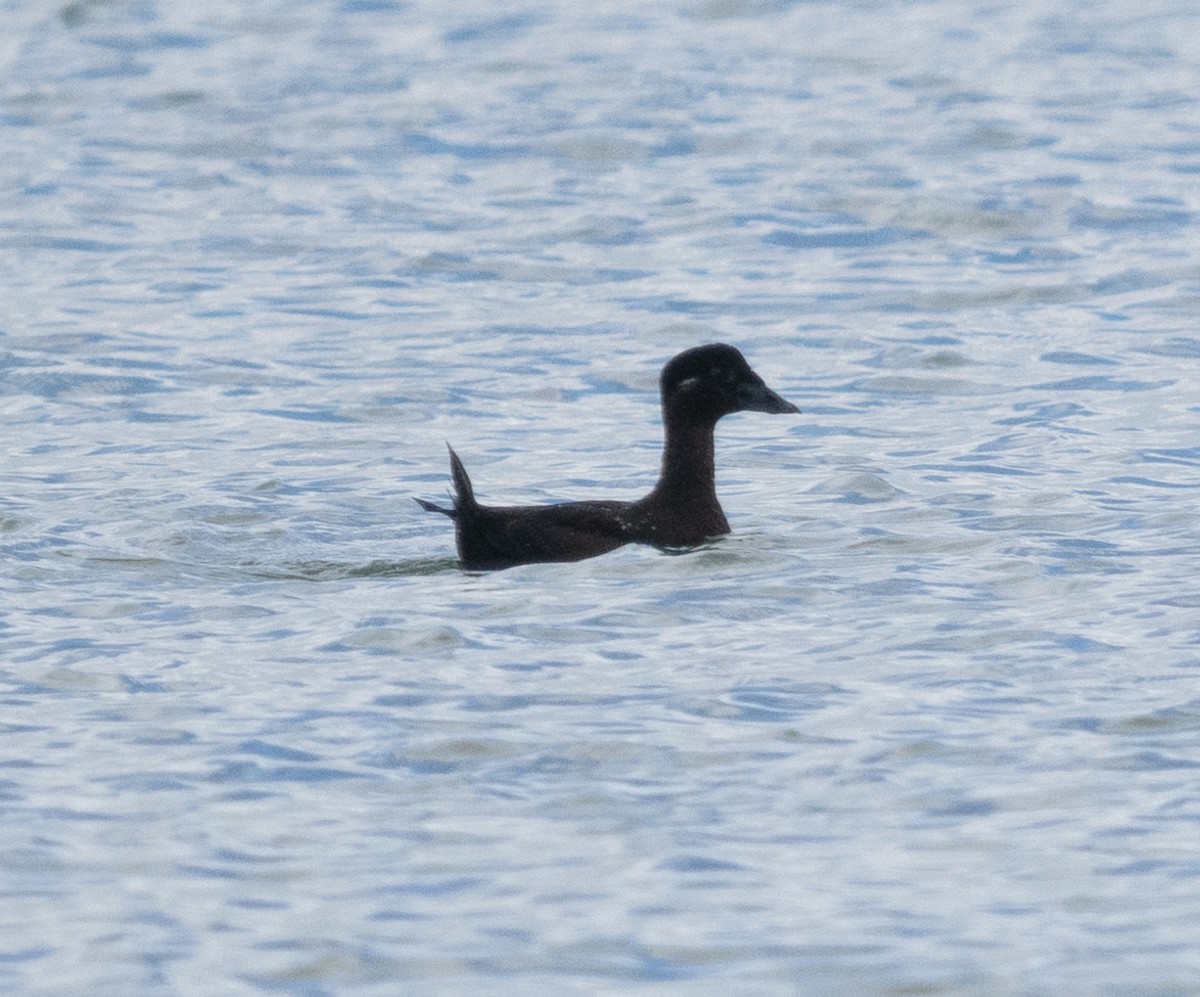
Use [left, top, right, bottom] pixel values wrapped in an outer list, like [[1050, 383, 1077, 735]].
[[416, 343, 799, 570]]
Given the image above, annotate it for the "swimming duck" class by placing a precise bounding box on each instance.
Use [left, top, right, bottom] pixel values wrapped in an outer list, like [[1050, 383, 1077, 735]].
[[416, 343, 799, 569]]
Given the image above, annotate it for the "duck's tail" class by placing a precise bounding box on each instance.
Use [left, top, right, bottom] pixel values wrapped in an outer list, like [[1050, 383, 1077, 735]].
[[414, 444, 476, 519]]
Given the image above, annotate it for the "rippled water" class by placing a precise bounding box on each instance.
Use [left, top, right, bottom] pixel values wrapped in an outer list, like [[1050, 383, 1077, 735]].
[[4, 0, 1200, 993]]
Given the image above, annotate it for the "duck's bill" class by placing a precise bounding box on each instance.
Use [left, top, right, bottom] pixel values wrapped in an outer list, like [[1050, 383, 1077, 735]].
[[737, 379, 800, 415]]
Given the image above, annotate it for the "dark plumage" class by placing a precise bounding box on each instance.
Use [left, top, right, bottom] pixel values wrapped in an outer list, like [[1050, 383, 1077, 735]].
[[416, 343, 799, 570]]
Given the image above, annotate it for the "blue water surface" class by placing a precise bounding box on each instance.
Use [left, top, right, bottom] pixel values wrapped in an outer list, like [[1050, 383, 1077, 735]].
[[3, 0, 1200, 994]]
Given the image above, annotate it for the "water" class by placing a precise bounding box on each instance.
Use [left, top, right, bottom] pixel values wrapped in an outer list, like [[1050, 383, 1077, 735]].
[[3, 0, 1200, 993]]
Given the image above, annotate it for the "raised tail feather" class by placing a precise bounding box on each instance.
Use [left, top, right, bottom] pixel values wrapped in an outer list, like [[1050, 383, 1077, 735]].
[[413, 496, 453, 517], [414, 444, 476, 519]]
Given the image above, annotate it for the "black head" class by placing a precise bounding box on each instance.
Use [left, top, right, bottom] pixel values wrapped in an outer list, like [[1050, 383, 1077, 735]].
[[659, 343, 799, 424]]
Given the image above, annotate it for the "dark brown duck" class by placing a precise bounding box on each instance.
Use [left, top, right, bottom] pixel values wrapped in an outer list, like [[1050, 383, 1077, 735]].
[[416, 343, 799, 570]]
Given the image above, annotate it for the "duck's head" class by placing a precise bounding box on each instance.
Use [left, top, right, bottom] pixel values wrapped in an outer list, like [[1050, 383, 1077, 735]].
[[660, 343, 799, 425]]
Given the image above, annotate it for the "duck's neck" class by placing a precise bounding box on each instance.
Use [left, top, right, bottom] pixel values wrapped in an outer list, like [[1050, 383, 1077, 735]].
[[641, 414, 731, 542], [655, 419, 718, 503]]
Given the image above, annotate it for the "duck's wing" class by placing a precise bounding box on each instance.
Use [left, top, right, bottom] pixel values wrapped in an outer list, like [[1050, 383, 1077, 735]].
[[459, 500, 635, 569]]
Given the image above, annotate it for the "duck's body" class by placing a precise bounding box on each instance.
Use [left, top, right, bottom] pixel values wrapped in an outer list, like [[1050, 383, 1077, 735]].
[[416, 343, 798, 570]]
